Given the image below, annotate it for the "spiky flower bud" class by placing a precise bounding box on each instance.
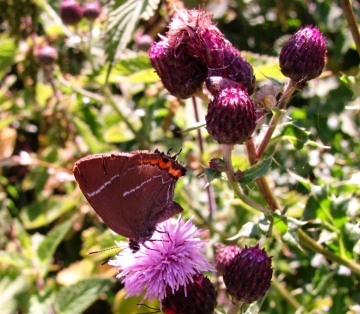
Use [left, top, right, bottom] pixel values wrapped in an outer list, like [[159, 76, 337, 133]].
[[214, 243, 242, 275], [60, 0, 83, 25], [209, 158, 227, 172], [279, 26, 326, 82], [223, 244, 272, 303], [162, 273, 217, 314], [206, 86, 256, 144], [149, 39, 207, 99], [200, 30, 255, 94], [37, 46, 58, 67], [83, 1, 101, 21]]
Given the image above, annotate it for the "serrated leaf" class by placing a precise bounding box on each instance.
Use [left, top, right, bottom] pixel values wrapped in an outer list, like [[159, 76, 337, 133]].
[[37, 218, 74, 278], [228, 222, 260, 240], [282, 217, 307, 250], [271, 121, 311, 150], [273, 212, 288, 236], [287, 170, 311, 190], [204, 168, 222, 183], [0, 251, 32, 269], [54, 277, 112, 314], [239, 157, 272, 185], [105, 0, 160, 83]]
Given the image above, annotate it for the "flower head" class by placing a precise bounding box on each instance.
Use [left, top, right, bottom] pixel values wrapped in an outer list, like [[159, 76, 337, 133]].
[[279, 26, 326, 83], [162, 273, 217, 314], [83, 1, 101, 21], [214, 243, 242, 275], [108, 217, 215, 304], [205, 86, 256, 144], [60, 0, 83, 25], [37, 46, 58, 67], [223, 244, 272, 303], [148, 39, 207, 99]]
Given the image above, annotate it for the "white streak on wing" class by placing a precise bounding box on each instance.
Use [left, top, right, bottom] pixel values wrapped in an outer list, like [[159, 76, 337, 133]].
[[123, 174, 173, 197], [86, 174, 120, 198]]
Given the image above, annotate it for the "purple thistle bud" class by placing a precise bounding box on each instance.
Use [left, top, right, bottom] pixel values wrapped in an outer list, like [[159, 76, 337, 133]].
[[134, 33, 153, 52], [206, 76, 246, 96], [166, 8, 218, 57], [279, 26, 326, 82], [199, 30, 255, 94], [148, 39, 207, 99], [162, 273, 217, 314], [205, 86, 256, 144], [60, 0, 83, 25], [214, 243, 242, 275], [209, 158, 227, 172], [223, 244, 273, 303], [37, 46, 58, 67], [83, 1, 101, 21]]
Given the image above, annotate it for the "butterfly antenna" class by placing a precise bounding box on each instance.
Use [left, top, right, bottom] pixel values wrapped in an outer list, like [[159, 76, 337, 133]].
[[136, 303, 160, 314], [87, 246, 118, 255]]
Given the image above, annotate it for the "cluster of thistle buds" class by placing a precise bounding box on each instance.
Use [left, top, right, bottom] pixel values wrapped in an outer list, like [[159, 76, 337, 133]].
[[149, 8, 326, 146], [60, 0, 101, 25], [215, 243, 273, 304]]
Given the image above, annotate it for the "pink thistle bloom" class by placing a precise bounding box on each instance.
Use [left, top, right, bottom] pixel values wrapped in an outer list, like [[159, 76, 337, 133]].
[[108, 217, 215, 303]]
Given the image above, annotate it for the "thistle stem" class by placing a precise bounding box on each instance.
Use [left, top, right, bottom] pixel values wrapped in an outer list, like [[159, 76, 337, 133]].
[[271, 277, 302, 310], [256, 79, 297, 158], [340, 0, 360, 57], [227, 299, 244, 314], [298, 229, 360, 275], [222, 144, 270, 214], [245, 139, 281, 211]]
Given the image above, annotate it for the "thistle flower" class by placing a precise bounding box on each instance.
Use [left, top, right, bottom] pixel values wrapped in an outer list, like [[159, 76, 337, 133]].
[[162, 273, 217, 314], [166, 8, 220, 58], [60, 0, 83, 25], [148, 39, 207, 99], [83, 1, 101, 21], [108, 217, 215, 304], [37, 46, 58, 67], [214, 243, 242, 275], [205, 86, 256, 144], [279, 26, 326, 83], [223, 244, 272, 303]]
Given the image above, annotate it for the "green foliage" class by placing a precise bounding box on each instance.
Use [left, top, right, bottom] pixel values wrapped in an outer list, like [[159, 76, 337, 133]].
[[0, 0, 359, 313]]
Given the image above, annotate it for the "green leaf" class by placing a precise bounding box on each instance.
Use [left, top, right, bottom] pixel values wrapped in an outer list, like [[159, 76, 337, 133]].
[[72, 116, 108, 153], [204, 168, 222, 183], [105, 0, 160, 83], [28, 290, 53, 314], [37, 218, 74, 278], [20, 195, 76, 229], [273, 211, 288, 236], [0, 269, 30, 313], [228, 222, 260, 240], [0, 34, 17, 78], [282, 217, 307, 250], [0, 251, 32, 269], [239, 157, 272, 185], [54, 278, 112, 314], [272, 121, 311, 150]]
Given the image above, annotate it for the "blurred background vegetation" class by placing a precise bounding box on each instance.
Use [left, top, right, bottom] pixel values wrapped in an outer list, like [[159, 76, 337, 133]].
[[0, 0, 359, 313]]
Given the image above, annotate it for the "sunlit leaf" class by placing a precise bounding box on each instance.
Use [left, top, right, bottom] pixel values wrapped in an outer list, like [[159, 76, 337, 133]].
[[54, 277, 112, 314]]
